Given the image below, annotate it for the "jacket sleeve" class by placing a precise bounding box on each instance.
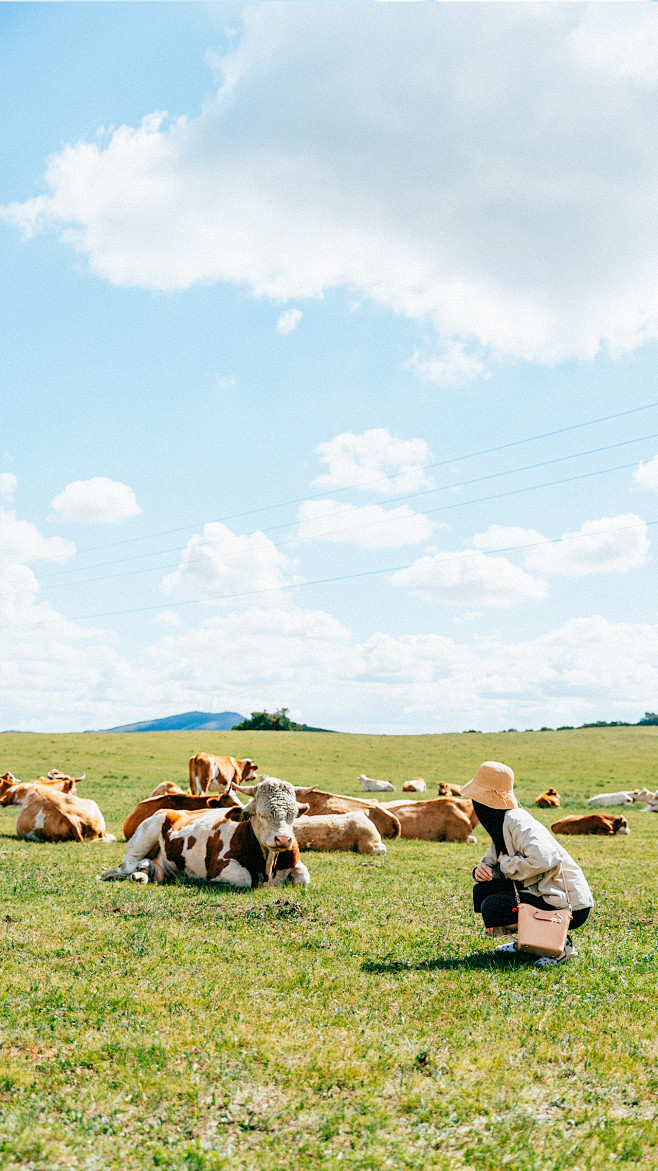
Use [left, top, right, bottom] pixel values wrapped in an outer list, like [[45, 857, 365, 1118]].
[[498, 822, 562, 884], [477, 840, 498, 869]]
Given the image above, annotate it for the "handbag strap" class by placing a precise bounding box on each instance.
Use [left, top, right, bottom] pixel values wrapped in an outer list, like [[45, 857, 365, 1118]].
[[511, 864, 572, 918]]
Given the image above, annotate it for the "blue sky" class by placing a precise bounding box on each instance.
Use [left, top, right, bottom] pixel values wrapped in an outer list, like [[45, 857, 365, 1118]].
[[2, 1, 658, 734]]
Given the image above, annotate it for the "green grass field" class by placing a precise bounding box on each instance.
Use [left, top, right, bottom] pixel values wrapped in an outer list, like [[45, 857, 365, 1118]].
[[0, 728, 656, 1170]]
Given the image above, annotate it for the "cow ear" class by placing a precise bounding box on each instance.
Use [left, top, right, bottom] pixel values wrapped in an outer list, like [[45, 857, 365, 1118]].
[[224, 805, 246, 822], [296, 803, 310, 817]]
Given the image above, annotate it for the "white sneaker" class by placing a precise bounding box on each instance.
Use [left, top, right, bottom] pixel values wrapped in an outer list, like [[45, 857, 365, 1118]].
[[495, 942, 518, 954], [534, 939, 578, 968]]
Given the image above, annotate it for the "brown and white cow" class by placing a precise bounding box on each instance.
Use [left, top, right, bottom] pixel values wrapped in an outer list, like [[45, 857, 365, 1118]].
[[188, 753, 258, 795], [551, 813, 630, 836], [123, 790, 241, 842], [382, 796, 478, 843], [402, 777, 426, 793], [16, 786, 115, 843], [535, 788, 560, 808], [0, 772, 83, 806], [103, 776, 310, 888], [293, 811, 386, 855], [292, 788, 402, 840]]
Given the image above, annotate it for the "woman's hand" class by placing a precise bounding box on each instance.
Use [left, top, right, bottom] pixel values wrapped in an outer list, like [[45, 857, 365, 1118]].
[[474, 862, 494, 882]]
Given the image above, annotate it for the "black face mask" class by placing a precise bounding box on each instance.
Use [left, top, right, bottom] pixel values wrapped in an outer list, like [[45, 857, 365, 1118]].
[[472, 801, 507, 857]]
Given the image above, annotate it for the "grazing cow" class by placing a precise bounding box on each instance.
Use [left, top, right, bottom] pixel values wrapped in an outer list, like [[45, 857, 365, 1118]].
[[535, 788, 560, 808], [294, 811, 386, 856], [0, 772, 82, 806], [293, 789, 401, 840], [123, 790, 241, 841], [358, 774, 395, 793], [188, 754, 258, 795], [103, 776, 310, 888], [551, 814, 630, 836], [402, 777, 426, 793], [382, 796, 478, 843], [16, 786, 115, 843], [436, 782, 463, 797], [587, 790, 636, 807]]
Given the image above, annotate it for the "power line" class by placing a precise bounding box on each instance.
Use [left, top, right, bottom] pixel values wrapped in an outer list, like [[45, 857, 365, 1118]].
[[31, 428, 658, 587], [53, 397, 658, 559]]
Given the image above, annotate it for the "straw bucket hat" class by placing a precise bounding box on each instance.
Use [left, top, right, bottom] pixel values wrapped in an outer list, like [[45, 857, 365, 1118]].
[[460, 760, 518, 810]]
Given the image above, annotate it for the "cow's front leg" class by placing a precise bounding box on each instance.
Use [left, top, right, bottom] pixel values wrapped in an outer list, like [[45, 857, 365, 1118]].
[[130, 859, 164, 884], [270, 861, 310, 887]]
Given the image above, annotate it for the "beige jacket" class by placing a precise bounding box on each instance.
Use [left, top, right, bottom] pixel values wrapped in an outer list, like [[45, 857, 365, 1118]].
[[480, 808, 594, 911]]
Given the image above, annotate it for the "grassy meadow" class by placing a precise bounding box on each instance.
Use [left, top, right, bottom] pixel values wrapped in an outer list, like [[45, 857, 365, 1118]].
[[0, 727, 656, 1170]]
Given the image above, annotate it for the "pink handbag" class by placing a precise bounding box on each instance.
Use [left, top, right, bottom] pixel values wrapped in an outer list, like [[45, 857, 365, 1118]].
[[513, 866, 573, 958]]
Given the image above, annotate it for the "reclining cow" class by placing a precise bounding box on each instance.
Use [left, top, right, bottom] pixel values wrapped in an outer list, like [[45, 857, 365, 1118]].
[[0, 771, 84, 806], [358, 774, 395, 793], [292, 788, 401, 839], [402, 777, 426, 793], [551, 813, 630, 836], [382, 796, 478, 843], [16, 786, 115, 842], [436, 782, 463, 797], [587, 790, 636, 807], [535, 788, 560, 808], [188, 754, 258, 796], [293, 811, 386, 855], [123, 789, 242, 841], [103, 776, 310, 888]]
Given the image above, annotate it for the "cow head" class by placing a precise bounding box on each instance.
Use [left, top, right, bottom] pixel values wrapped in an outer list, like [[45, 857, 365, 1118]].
[[611, 816, 630, 835], [239, 759, 259, 784], [227, 775, 307, 851]]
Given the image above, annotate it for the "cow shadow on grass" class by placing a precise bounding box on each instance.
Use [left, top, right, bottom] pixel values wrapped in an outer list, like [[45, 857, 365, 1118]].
[[362, 952, 526, 973]]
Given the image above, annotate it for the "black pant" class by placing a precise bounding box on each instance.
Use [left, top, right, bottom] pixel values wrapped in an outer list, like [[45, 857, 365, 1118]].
[[473, 879, 590, 931]]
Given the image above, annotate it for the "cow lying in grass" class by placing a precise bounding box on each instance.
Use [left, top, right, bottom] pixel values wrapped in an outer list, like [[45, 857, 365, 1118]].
[[16, 786, 115, 843], [293, 811, 386, 855], [123, 790, 241, 841], [551, 814, 630, 836], [436, 783, 463, 797], [0, 770, 84, 806], [535, 788, 560, 808], [587, 790, 636, 807], [358, 774, 395, 793], [103, 777, 310, 888], [382, 797, 478, 842], [402, 777, 426, 792], [292, 788, 401, 840]]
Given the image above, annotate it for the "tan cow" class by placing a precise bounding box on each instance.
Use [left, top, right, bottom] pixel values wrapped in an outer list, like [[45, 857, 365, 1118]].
[[292, 788, 401, 840], [382, 796, 478, 842], [148, 782, 188, 798], [103, 777, 310, 888], [0, 772, 82, 806], [551, 813, 630, 836], [293, 811, 386, 855], [402, 777, 426, 793], [16, 786, 115, 843], [123, 790, 242, 841], [436, 782, 463, 797], [189, 754, 258, 795], [535, 788, 560, 808]]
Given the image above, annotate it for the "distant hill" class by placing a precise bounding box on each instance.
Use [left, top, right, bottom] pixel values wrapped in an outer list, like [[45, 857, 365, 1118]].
[[94, 710, 246, 734]]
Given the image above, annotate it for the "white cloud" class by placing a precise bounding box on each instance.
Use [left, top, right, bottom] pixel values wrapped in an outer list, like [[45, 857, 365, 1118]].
[[0, 507, 75, 566], [524, 513, 648, 577], [313, 428, 433, 496], [472, 524, 546, 552], [404, 343, 489, 388], [150, 610, 183, 628], [391, 549, 547, 608], [161, 521, 297, 605], [50, 477, 142, 525], [0, 474, 17, 501], [276, 308, 302, 335], [296, 499, 434, 548], [633, 452, 658, 491], [8, 6, 658, 363]]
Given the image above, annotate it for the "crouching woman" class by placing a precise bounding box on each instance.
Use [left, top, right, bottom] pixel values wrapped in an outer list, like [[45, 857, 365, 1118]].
[[461, 761, 594, 967]]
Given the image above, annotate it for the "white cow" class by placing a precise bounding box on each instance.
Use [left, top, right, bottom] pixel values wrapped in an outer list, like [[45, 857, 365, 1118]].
[[587, 790, 636, 807], [358, 774, 395, 793], [402, 777, 426, 793]]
